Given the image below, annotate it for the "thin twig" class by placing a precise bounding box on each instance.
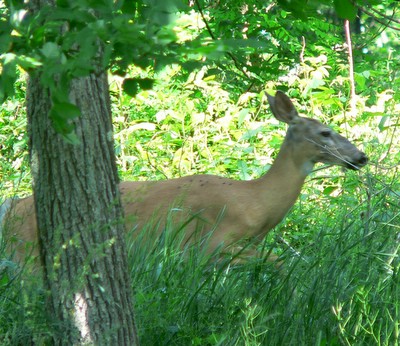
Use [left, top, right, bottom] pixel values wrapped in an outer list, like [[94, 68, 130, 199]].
[[362, 0, 400, 25], [353, 1, 400, 31]]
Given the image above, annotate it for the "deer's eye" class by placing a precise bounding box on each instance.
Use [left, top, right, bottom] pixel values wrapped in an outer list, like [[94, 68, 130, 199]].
[[320, 130, 331, 138]]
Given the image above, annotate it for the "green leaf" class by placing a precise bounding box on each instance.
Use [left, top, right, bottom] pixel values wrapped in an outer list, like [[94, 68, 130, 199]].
[[0, 22, 11, 53], [56, 0, 69, 8], [51, 102, 81, 120], [50, 74, 71, 104], [122, 79, 139, 97], [62, 131, 80, 145], [238, 109, 250, 127], [0, 53, 18, 101], [137, 78, 154, 90], [17, 55, 42, 71], [323, 186, 338, 196], [378, 116, 389, 132], [41, 42, 60, 59], [122, 78, 155, 96], [49, 116, 74, 135], [277, 0, 310, 20], [49, 102, 81, 136], [121, 0, 137, 15], [334, 0, 357, 20]]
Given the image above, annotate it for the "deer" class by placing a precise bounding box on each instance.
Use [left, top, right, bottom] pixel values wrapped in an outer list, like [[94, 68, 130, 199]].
[[1, 91, 368, 267]]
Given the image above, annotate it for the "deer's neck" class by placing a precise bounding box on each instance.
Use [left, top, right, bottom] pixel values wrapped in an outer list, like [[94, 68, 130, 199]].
[[253, 140, 313, 231], [268, 138, 315, 177]]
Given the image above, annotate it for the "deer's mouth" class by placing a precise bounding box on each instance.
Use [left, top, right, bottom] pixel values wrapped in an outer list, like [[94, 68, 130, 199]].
[[345, 154, 368, 170]]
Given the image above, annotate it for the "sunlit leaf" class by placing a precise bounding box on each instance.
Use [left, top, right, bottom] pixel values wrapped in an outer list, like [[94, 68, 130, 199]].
[[17, 55, 42, 71]]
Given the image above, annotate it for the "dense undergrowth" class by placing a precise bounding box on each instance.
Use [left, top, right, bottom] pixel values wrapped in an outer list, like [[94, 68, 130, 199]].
[[1, 173, 399, 345], [1, 75, 399, 344], [1, 11, 400, 345]]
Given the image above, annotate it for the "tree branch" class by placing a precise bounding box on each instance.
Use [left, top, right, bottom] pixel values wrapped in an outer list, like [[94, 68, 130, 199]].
[[353, 0, 400, 31]]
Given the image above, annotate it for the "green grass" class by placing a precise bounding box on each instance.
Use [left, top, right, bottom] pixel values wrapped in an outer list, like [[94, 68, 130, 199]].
[[1, 63, 399, 345], [0, 168, 399, 345], [127, 167, 399, 345], [126, 188, 399, 345]]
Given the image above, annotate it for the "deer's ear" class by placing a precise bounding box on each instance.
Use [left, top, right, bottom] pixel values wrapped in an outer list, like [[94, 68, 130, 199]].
[[267, 91, 299, 124]]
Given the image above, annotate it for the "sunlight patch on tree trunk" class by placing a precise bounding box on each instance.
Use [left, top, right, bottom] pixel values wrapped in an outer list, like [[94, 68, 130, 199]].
[[74, 291, 92, 344]]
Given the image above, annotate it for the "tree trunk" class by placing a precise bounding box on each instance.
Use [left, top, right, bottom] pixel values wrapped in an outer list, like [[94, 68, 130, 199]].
[[27, 71, 139, 344]]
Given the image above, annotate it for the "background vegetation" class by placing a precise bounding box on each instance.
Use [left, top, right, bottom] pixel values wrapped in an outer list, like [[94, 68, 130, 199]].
[[1, 0, 399, 344]]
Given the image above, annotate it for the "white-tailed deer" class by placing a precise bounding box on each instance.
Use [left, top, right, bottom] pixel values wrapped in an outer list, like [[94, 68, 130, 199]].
[[1, 91, 368, 265]]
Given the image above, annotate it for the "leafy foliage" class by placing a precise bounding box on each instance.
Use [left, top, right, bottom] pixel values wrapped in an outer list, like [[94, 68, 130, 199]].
[[1, 0, 400, 344]]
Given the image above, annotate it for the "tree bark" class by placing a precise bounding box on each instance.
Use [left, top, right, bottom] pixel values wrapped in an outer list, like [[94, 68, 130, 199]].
[[26, 62, 139, 345]]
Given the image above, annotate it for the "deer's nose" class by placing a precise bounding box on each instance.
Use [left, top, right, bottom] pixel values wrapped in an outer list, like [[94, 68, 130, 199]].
[[358, 153, 368, 166], [345, 152, 368, 170]]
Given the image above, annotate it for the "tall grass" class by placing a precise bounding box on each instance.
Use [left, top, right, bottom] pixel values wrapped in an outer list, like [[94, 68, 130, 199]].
[[124, 171, 400, 345], [0, 172, 399, 345]]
